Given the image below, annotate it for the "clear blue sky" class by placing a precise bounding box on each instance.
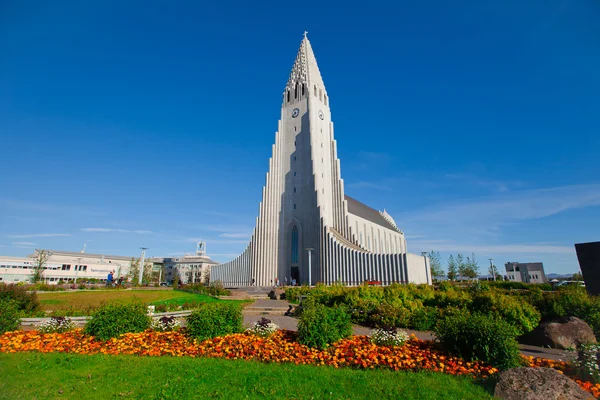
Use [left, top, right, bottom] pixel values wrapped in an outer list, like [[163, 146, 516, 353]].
[[1, 1, 599, 274]]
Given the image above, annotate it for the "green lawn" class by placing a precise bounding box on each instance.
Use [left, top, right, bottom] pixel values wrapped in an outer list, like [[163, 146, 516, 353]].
[[0, 352, 494, 400], [36, 290, 246, 314]]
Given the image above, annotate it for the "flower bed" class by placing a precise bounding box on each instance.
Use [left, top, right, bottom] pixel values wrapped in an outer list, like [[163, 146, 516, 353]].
[[1, 329, 599, 397]]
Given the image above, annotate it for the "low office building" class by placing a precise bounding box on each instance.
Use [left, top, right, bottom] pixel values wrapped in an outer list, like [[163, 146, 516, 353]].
[[505, 262, 547, 284], [0, 249, 133, 284], [156, 242, 218, 284], [0, 242, 217, 285]]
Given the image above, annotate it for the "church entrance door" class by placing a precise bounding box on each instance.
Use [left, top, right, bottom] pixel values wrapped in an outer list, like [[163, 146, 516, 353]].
[[290, 266, 299, 285]]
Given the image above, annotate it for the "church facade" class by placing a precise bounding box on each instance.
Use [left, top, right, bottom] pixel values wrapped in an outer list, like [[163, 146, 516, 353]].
[[211, 35, 431, 287]]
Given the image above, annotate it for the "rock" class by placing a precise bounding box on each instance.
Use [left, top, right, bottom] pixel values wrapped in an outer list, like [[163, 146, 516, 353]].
[[494, 367, 594, 400], [520, 317, 597, 350]]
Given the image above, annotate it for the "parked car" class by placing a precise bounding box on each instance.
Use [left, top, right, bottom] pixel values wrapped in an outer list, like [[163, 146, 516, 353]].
[[556, 280, 585, 288]]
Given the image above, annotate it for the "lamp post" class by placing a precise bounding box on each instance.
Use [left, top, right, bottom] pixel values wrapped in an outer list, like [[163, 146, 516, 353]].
[[74, 257, 82, 284], [421, 252, 430, 284], [305, 248, 314, 286], [489, 259, 495, 281], [138, 248, 148, 285]]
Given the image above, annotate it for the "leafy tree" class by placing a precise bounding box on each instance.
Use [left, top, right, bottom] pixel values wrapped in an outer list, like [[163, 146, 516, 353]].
[[572, 271, 584, 281], [447, 255, 457, 281], [127, 257, 139, 283], [463, 253, 479, 280], [456, 254, 466, 280], [428, 251, 444, 281], [31, 250, 49, 283]]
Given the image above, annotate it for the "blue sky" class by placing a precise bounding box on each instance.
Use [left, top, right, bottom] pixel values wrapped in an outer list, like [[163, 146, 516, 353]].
[[1, 1, 599, 274]]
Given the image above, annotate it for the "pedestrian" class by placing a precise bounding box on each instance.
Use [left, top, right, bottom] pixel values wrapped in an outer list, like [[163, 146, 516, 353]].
[[252, 277, 255, 286], [275, 277, 279, 287], [106, 270, 113, 287], [284, 277, 288, 286]]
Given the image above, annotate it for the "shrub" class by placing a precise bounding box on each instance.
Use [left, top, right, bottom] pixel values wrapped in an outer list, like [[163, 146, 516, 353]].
[[469, 290, 541, 335], [434, 311, 522, 370], [0, 299, 21, 334], [186, 302, 243, 340], [84, 301, 151, 340], [246, 317, 279, 338], [410, 306, 439, 331], [37, 316, 76, 333], [150, 316, 181, 332], [183, 282, 231, 297], [0, 283, 40, 314], [297, 304, 352, 349], [370, 303, 411, 328], [370, 326, 410, 347]]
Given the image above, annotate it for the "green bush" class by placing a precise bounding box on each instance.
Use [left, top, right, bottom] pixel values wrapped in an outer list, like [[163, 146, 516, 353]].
[[434, 311, 522, 370], [186, 302, 243, 340], [297, 304, 352, 349], [0, 299, 21, 334], [0, 283, 40, 314], [411, 307, 439, 331], [84, 301, 151, 340], [370, 303, 411, 328], [184, 282, 231, 297], [469, 291, 541, 335]]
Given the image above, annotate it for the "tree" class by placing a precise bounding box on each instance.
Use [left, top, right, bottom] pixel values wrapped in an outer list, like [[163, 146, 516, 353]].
[[31, 250, 50, 283], [456, 253, 466, 280], [428, 250, 444, 281], [573, 271, 584, 281], [447, 255, 457, 281], [127, 257, 139, 283], [463, 254, 479, 280]]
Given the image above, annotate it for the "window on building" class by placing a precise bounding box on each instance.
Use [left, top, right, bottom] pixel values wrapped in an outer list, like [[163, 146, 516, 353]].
[[294, 172, 296, 176], [291, 226, 299, 263], [293, 204, 296, 209], [324, 94, 327, 105], [294, 187, 296, 193], [287, 90, 290, 102], [294, 156, 296, 161], [314, 85, 317, 96]]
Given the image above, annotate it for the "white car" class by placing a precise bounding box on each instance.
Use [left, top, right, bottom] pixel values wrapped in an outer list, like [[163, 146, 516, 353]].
[[556, 280, 585, 288]]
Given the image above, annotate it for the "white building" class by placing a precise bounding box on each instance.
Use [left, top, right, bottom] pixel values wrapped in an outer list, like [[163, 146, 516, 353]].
[[0, 242, 217, 285], [0, 249, 133, 284], [158, 242, 218, 284], [211, 35, 431, 286]]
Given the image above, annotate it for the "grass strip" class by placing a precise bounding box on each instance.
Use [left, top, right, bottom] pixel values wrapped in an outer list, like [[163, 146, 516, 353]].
[[0, 352, 493, 399]]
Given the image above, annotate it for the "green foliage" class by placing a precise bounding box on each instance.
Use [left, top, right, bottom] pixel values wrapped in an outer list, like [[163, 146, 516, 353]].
[[469, 290, 541, 335], [447, 255, 457, 281], [0, 283, 40, 314], [297, 304, 352, 349], [0, 299, 21, 334], [435, 311, 522, 370], [84, 301, 151, 340], [428, 251, 444, 281], [411, 307, 439, 331], [186, 302, 243, 340], [370, 303, 411, 328], [184, 282, 231, 296]]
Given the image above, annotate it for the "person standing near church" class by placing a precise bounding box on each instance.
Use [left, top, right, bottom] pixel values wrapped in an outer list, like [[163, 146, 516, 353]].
[[106, 271, 113, 287]]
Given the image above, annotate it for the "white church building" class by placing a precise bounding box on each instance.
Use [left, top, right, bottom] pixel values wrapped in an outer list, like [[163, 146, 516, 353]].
[[211, 35, 431, 287]]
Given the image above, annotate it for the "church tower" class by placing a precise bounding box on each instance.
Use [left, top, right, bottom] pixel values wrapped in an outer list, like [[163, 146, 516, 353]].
[[211, 35, 432, 287]]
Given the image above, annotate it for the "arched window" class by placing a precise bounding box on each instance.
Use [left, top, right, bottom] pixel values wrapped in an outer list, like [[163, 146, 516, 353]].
[[314, 85, 317, 96], [287, 90, 290, 102], [295, 83, 298, 99], [291, 226, 299, 263], [302, 84, 305, 96]]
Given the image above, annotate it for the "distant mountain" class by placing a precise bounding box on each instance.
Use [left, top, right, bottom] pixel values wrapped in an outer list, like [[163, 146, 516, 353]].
[[546, 273, 577, 279]]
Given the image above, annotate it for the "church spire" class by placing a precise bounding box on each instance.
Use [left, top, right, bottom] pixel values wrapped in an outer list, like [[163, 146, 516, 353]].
[[285, 33, 327, 96]]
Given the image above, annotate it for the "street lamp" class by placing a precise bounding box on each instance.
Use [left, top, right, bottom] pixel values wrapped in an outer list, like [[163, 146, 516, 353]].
[[305, 248, 314, 286], [74, 257, 82, 284], [138, 248, 148, 285]]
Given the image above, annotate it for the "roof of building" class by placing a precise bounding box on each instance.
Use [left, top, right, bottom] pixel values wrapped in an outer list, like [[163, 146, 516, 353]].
[[29, 249, 135, 262], [344, 195, 398, 232]]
